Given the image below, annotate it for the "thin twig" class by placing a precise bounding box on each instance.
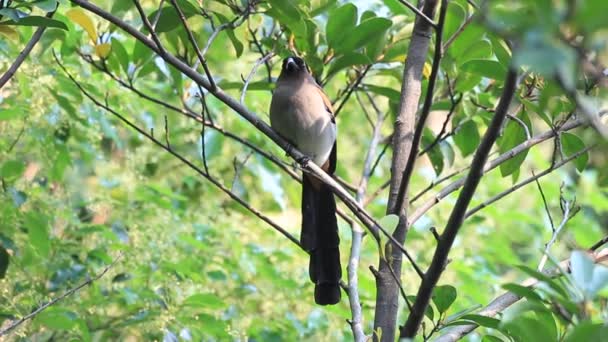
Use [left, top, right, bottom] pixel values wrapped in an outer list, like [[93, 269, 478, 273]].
[[538, 201, 571, 272], [398, 0, 437, 29], [464, 147, 592, 220], [241, 52, 275, 104], [409, 116, 598, 225], [55, 53, 302, 249], [0, 253, 123, 336], [132, 0, 165, 53], [169, 0, 216, 90], [533, 172, 555, 231]]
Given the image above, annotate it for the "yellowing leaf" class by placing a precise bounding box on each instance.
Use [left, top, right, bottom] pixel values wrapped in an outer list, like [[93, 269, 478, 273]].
[[423, 62, 432, 79], [95, 43, 111, 59], [0, 25, 18, 40], [66, 8, 97, 42]]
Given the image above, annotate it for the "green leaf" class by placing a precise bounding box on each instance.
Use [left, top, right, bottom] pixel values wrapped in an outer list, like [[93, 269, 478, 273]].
[[147, 1, 198, 33], [0, 160, 25, 180], [515, 265, 567, 297], [32, 0, 58, 12], [461, 60, 506, 80], [215, 13, 243, 57], [36, 308, 77, 330], [460, 314, 500, 329], [182, 293, 225, 310], [268, 0, 301, 21], [3, 16, 67, 30], [0, 108, 23, 120], [111, 38, 129, 75], [564, 321, 608, 342], [571, 250, 608, 298], [0, 245, 8, 279], [443, 2, 466, 42], [456, 40, 493, 65], [326, 3, 357, 50], [25, 212, 51, 257], [326, 53, 371, 76], [561, 133, 588, 172], [338, 17, 392, 53], [482, 335, 505, 342], [0, 8, 28, 21], [453, 120, 479, 157], [365, 84, 400, 103], [497, 111, 531, 177], [501, 283, 542, 301], [378, 214, 399, 232], [432, 285, 457, 313]]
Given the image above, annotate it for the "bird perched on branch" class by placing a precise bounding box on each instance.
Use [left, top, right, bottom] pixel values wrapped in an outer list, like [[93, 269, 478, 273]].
[[269, 56, 341, 305]]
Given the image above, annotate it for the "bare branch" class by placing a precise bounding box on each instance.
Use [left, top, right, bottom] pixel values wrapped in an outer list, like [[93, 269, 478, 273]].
[[397, 0, 437, 29], [169, 0, 216, 90], [409, 115, 597, 225], [0, 252, 122, 336], [241, 52, 275, 104], [464, 147, 591, 220], [375, 0, 443, 338], [401, 69, 518, 338], [132, 0, 165, 53], [393, 0, 449, 216]]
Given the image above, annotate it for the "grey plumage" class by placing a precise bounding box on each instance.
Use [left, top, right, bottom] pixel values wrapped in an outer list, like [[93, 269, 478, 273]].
[[269, 56, 342, 305]]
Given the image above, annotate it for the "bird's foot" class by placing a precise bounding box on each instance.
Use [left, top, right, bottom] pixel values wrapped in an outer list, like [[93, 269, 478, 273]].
[[296, 155, 310, 166]]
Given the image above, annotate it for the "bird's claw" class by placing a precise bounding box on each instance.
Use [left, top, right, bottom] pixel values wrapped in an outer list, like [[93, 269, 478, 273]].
[[297, 155, 311, 166]]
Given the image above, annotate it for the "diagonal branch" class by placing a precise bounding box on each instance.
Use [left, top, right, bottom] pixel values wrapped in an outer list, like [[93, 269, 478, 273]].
[[68, 0, 421, 273], [464, 147, 591, 220], [169, 0, 216, 90], [0, 10, 56, 89], [0, 252, 122, 336], [409, 115, 599, 225], [55, 54, 302, 249], [401, 68, 519, 338]]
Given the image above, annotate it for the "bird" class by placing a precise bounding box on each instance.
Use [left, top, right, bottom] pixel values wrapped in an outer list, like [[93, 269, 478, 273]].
[[269, 56, 341, 305]]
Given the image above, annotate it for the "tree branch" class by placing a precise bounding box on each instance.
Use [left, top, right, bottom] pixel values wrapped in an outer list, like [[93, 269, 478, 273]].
[[0, 252, 122, 336], [401, 69, 518, 338], [375, 0, 442, 339], [409, 115, 597, 225], [0, 10, 55, 89], [464, 146, 591, 220], [68, 0, 421, 274]]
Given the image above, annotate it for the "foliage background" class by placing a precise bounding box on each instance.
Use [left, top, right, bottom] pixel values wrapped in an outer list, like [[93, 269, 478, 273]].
[[0, 0, 607, 340]]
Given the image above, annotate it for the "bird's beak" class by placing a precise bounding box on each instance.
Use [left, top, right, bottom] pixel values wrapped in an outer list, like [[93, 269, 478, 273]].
[[286, 57, 297, 71]]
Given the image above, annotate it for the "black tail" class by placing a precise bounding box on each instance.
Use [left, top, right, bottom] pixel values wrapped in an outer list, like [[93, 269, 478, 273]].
[[301, 175, 341, 305]]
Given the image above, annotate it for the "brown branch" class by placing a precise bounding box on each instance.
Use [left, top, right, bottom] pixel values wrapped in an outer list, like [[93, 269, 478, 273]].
[[393, 0, 449, 216], [0, 10, 55, 89], [401, 68, 518, 338], [0, 252, 122, 336], [375, 0, 442, 339]]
